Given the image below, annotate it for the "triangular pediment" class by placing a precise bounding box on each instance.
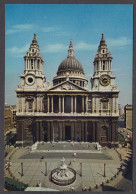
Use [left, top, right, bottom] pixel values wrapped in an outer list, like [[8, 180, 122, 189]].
[[47, 81, 89, 92]]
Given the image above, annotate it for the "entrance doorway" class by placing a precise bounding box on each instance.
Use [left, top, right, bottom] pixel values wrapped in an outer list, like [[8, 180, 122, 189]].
[[65, 126, 71, 141]]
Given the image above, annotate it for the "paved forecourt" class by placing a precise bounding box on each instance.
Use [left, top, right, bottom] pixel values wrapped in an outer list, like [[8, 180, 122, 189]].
[[6, 142, 122, 191]]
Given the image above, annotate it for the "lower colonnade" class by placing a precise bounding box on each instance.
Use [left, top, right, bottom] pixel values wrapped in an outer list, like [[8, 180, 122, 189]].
[[33, 120, 89, 143]]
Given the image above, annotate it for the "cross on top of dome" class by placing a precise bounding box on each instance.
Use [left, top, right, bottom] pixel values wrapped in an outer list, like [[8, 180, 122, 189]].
[[34, 33, 37, 40]]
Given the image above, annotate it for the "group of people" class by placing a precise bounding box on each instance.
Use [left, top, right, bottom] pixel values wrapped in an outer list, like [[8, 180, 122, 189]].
[[5, 161, 12, 170]]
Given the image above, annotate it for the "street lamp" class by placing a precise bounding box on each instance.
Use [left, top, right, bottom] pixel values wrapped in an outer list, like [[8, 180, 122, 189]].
[[21, 162, 24, 176], [104, 163, 106, 177]]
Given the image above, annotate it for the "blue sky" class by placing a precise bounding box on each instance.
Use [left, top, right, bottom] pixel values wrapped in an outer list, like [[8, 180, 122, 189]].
[[6, 4, 133, 107]]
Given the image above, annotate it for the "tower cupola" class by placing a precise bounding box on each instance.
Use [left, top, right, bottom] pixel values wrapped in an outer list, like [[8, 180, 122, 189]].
[[91, 33, 118, 92], [93, 33, 113, 76], [24, 33, 44, 74]]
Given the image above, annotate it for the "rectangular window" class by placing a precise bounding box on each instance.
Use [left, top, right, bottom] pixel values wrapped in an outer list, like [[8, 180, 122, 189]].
[[88, 101, 92, 110], [103, 102, 108, 110], [29, 101, 33, 110]]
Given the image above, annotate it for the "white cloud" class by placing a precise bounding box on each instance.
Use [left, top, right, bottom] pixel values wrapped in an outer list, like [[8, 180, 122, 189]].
[[43, 44, 67, 53], [43, 41, 97, 53], [107, 37, 132, 47], [75, 42, 97, 51], [6, 24, 34, 35], [7, 44, 29, 54], [42, 26, 60, 33]]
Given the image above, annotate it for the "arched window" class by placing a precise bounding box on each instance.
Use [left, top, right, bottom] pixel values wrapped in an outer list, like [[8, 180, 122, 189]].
[[37, 60, 40, 69], [103, 61, 105, 70]]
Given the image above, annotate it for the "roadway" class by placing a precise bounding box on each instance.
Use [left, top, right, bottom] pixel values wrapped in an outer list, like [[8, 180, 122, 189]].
[[118, 128, 132, 140]]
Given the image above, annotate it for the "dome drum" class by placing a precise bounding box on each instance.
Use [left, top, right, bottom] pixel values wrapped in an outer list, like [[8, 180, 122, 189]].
[[53, 76, 88, 87]]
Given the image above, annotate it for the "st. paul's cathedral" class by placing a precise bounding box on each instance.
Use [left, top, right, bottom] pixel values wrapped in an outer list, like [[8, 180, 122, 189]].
[[16, 33, 119, 147]]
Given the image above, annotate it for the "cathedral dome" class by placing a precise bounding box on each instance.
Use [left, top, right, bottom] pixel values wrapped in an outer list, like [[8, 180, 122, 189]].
[[53, 40, 88, 87], [57, 56, 84, 73], [57, 40, 84, 75]]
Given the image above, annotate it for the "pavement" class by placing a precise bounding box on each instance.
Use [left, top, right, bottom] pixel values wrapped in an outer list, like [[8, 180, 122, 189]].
[[4, 142, 132, 191]]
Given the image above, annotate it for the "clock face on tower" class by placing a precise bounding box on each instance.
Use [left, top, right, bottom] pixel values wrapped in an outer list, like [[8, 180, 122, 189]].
[[99, 74, 110, 86], [25, 75, 35, 85]]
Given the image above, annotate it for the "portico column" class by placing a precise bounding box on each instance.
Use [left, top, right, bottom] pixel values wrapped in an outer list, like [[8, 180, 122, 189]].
[[47, 122, 50, 141], [85, 121, 87, 142], [62, 96, 64, 113], [71, 96, 73, 113], [47, 96, 50, 113], [74, 96, 77, 113], [59, 96, 61, 113], [86, 96, 88, 113], [93, 122, 96, 142], [62, 122, 65, 141], [74, 122, 76, 141], [36, 122, 39, 142], [112, 98, 115, 113], [37, 96, 40, 112], [52, 122, 54, 142], [51, 96, 53, 113], [59, 122, 62, 141], [40, 96, 43, 112], [71, 122, 74, 141], [51, 122, 54, 141], [33, 98, 35, 112], [82, 96, 84, 113], [81, 121, 84, 141], [40, 121, 44, 141]]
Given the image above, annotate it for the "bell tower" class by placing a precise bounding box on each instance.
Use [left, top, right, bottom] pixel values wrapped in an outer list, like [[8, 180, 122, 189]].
[[91, 33, 118, 92], [17, 33, 46, 91], [16, 34, 46, 114]]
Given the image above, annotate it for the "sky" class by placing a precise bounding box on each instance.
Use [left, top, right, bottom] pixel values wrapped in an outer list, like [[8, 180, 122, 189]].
[[5, 4, 133, 107]]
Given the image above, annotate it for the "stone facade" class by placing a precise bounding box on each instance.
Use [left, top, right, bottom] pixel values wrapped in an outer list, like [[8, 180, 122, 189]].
[[5, 104, 16, 134], [124, 104, 133, 130], [16, 33, 119, 147]]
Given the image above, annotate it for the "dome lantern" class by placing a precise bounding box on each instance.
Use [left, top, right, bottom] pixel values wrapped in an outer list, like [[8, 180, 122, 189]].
[[68, 39, 74, 58]]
